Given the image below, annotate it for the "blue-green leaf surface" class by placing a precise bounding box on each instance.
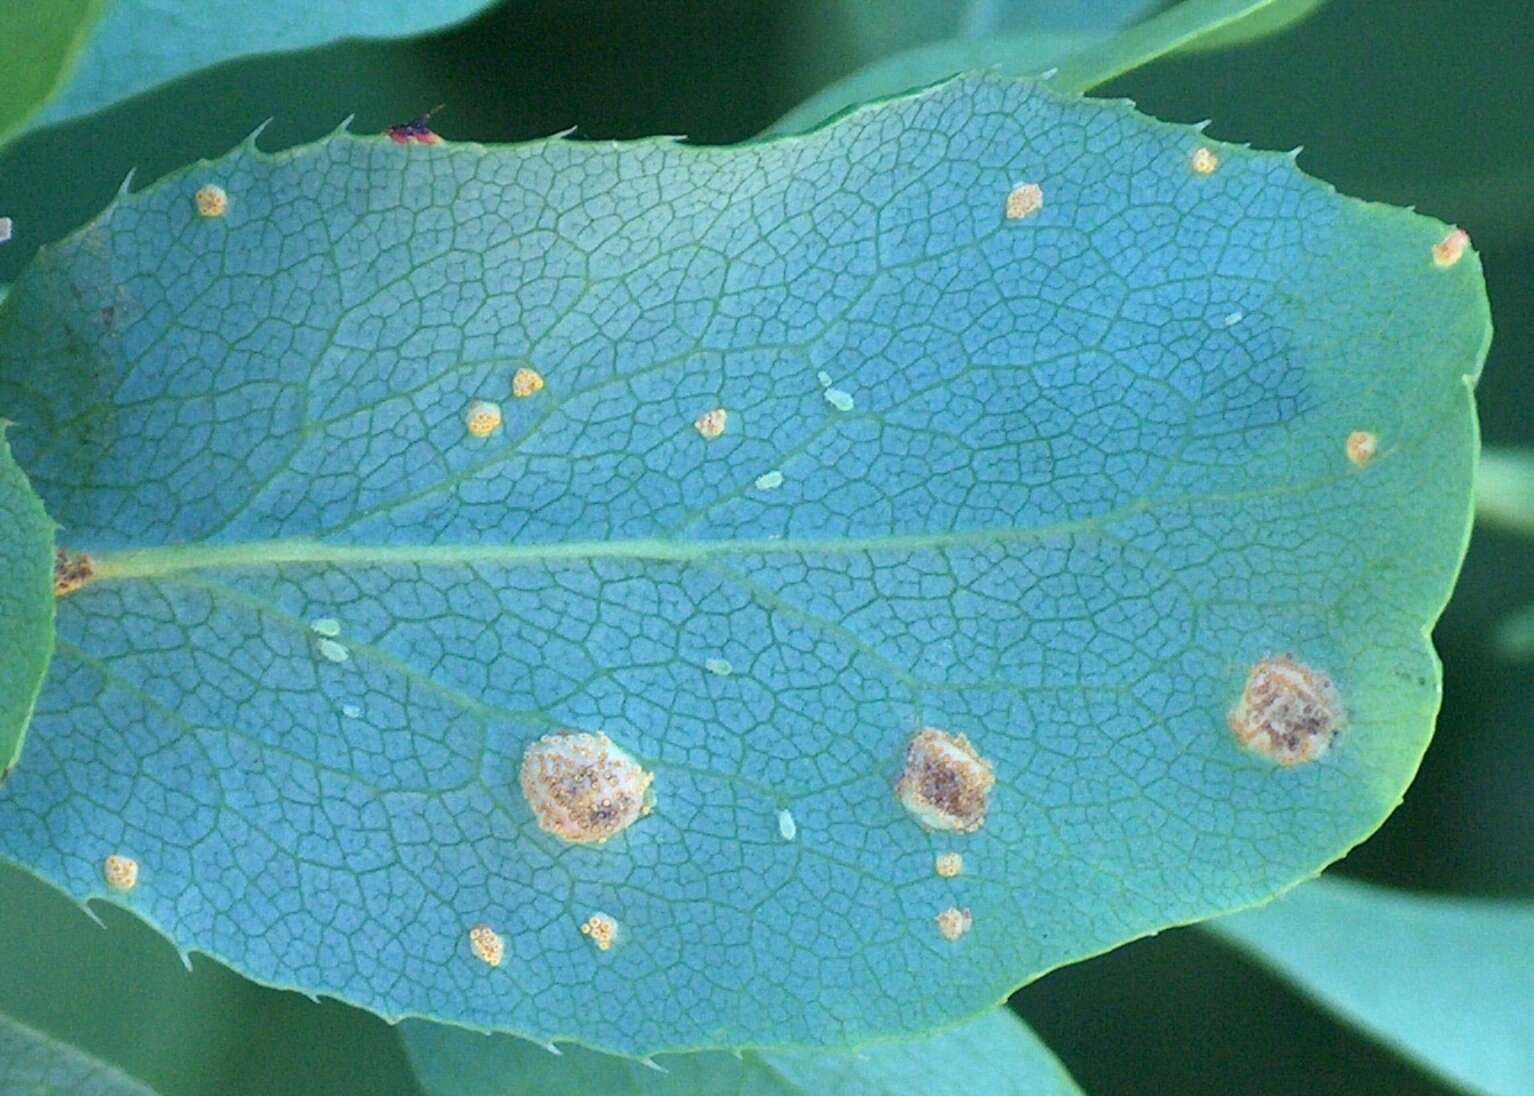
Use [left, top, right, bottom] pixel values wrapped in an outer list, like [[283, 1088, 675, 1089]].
[[1210, 878, 1534, 1096], [31, 0, 497, 130], [0, 426, 55, 774], [401, 1009, 1081, 1096], [0, 1014, 154, 1096], [0, 75, 1488, 1054]]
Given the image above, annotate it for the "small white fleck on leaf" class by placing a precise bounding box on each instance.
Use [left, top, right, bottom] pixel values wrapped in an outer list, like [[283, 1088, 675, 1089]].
[[309, 617, 341, 637], [316, 638, 350, 664], [704, 657, 733, 676], [754, 470, 784, 491], [777, 808, 797, 842], [824, 388, 854, 412]]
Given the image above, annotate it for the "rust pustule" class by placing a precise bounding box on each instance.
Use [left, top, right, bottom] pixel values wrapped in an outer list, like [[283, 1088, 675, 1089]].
[[54, 549, 94, 598]]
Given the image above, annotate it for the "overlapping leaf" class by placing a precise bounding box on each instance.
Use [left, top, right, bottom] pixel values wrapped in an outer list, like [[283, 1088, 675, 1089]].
[[1210, 878, 1534, 1096], [0, 427, 55, 772], [401, 1009, 1081, 1096], [29, 0, 497, 131], [0, 1015, 153, 1096], [0, 74, 1488, 1053]]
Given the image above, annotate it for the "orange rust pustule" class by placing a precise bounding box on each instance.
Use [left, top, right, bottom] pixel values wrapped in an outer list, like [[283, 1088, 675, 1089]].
[[520, 731, 655, 845], [895, 728, 996, 833], [1228, 654, 1345, 766], [53, 549, 94, 597]]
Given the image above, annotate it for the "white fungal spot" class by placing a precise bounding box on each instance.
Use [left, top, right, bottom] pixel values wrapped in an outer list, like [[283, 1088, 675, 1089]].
[[464, 399, 503, 439], [341, 703, 363, 719], [935, 906, 973, 942], [1223, 310, 1245, 327], [580, 912, 619, 951], [824, 388, 855, 412], [1433, 228, 1470, 268], [935, 852, 963, 878], [694, 407, 729, 440], [520, 731, 655, 845], [316, 638, 350, 664], [1004, 182, 1044, 221], [1191, 147, 1220, 176], [816, 371, 833, 389], [0, 217, 12, 244], [1346, 430, 1378, 468], [895, 728, 996, 834], [704, 657, 733, 676], [1229, 654, 1345, 766], [777, 808, 797, 842], [512, 367, 545, 398], [468, 923, 504, 967], [309, 617, 342, 638], [754, 470, 784, 491], [194, 184, 229, 218], [103, 854, 138, 892]]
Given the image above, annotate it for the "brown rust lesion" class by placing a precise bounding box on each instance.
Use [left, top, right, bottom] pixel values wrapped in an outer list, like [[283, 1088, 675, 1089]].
[[1229, 654, 1345, 766], [53, 548, 95, 598], [895, 727, 996, 834]]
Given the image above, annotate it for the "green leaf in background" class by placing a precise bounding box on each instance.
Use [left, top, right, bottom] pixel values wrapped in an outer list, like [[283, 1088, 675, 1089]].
[[0, 861, 417, 1095], [0, 1, 108, 149], [0, 1015, 153, 1096], [401, 1009, 1081, 1096], [0, 74, 1488, 1054], [0, 424, 55, 774], [1047, 0, 1315, 95], [766, 0, 1315, 135], [1476, 447, 1534, 536], [1209, 877, 1534, 1096], [29, 0, 499, 132], [1492, 601, 1534, 661]]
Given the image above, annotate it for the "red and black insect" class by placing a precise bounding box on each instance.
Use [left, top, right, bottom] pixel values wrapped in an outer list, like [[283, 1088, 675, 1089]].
[[387, 105, 445, 145]]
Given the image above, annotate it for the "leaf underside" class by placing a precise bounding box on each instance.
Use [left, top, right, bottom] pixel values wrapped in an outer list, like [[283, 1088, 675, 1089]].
[[401, 1008, 1082, 1096], [1210, 878, 1534, 1096], [0, 74, 1487, 1054]]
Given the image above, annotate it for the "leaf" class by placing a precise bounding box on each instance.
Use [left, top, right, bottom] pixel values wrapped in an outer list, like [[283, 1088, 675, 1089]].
[[0, 74, 1488, 1054], [0, 1014, 155, 1095], [765, 0, 1289, 135], [1477, 448, 1534, 536], [1492, 602, 1534, 661], [1173, 0, 1327, 54], [0, 859, 421, 1095], [401, 1009, 1081, 1096], [29, 0, 499, 131], [0, 0, 109, 148], [1208, 877, 1534, 1096], [0, 424, 55, 774], [1046, 0, 1297, 94]]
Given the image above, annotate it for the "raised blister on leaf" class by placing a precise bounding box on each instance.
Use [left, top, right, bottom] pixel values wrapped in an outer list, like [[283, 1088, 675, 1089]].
[[194, 184, 228, 218], [580, 913, 619, 952], [468, 923, 504, 968], [896, 729, 995, 834], [1229, 655, 1345, 766], [520, 732, 655, 845], [1346, 431, 1378, 468], [102, 854, 138, 892]]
